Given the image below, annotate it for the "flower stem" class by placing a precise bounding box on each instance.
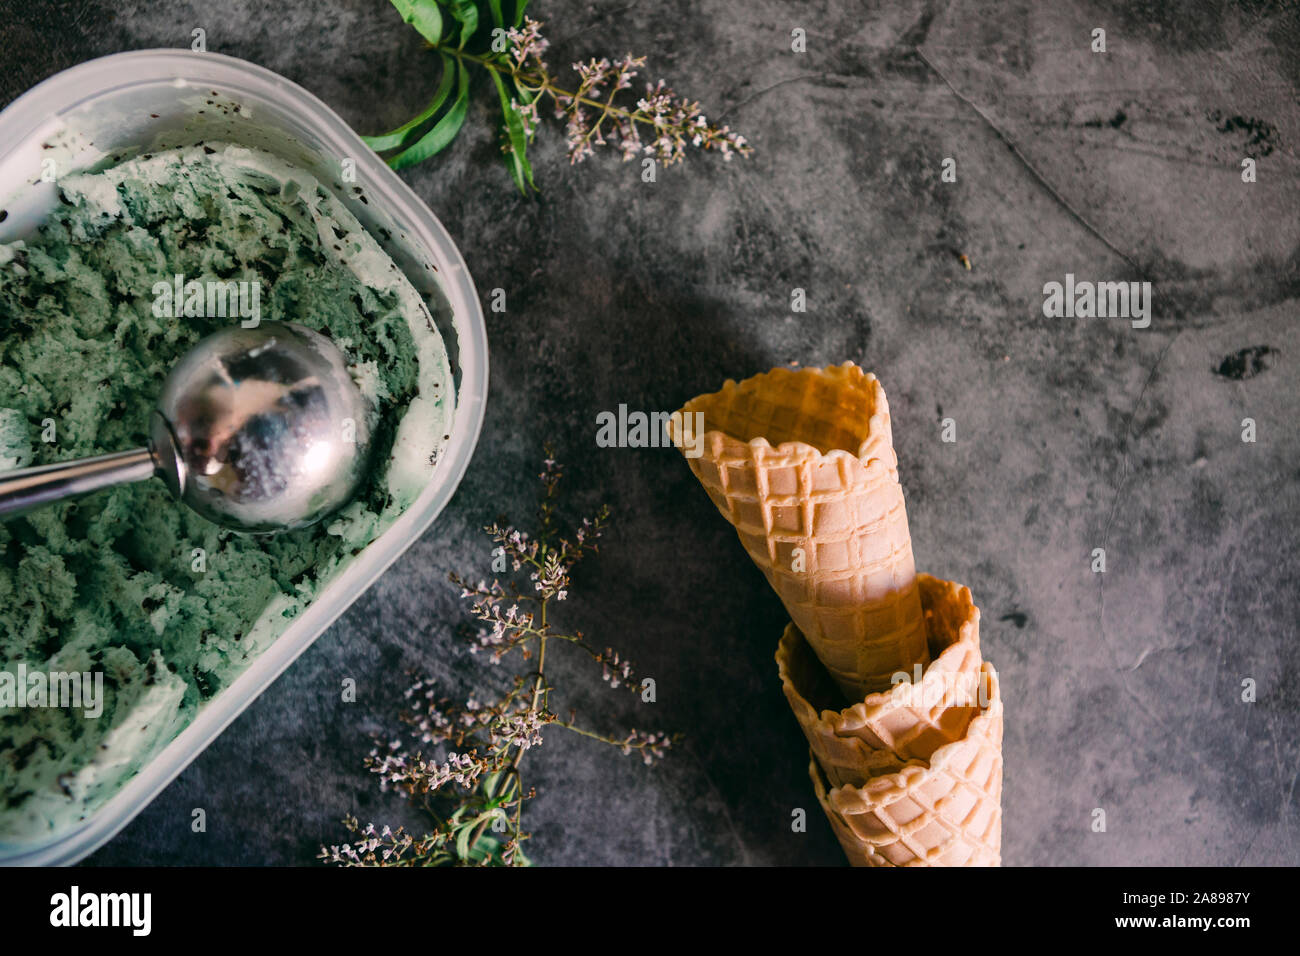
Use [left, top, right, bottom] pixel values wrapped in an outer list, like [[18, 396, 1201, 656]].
[[430, 43, 656, 128], [552, 720, 623, 747], [463, 597, 550, 862]]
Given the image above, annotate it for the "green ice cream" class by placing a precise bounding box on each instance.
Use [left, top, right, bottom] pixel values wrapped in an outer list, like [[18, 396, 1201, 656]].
[[0, 144, 453, 844]]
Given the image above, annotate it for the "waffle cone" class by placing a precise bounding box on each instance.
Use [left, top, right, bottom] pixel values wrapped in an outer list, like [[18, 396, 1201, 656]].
[[809, 661, 1003, 867], [777, 574, 984, 787], [671, 363, 928, 700]]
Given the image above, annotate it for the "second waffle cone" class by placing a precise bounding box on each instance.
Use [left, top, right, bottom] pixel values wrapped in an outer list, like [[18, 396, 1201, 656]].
[[776, 574, 984, 787]]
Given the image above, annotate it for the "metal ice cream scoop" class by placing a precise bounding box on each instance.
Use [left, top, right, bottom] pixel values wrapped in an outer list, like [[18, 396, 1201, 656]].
[[0, 322, 373, 533]]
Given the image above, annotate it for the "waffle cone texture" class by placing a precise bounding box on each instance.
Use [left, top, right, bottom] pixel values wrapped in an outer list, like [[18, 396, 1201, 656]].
[[671, 363, 929, 700], [673, 364, 1004, 867], [784, 575, 1003, 866]]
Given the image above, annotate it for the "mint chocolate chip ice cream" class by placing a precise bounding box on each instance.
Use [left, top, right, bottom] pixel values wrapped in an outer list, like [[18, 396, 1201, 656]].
[[0, 144, 453, 843]]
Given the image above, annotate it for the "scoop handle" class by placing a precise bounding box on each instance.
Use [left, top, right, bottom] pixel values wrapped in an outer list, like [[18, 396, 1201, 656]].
[[0, 448, 157, 521]]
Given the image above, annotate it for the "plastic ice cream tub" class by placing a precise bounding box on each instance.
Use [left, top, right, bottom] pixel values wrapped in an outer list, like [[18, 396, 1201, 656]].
[[0, 50, 488, 865]]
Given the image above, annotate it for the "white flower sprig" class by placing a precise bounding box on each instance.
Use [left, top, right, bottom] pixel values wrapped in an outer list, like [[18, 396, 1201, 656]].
[[506, 19, 751, 169], [365, 1, 752, 191], [322, 445, 675, 867]]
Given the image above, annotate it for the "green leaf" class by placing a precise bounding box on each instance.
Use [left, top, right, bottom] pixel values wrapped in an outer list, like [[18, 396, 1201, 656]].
[[454, 820, 474, 860], [389, 0, 444, 45], [362, 52, 456, 152], [455, 809, 506, 860], [466, 834, 502, 863], [489, 70, 536, 194], [446, 0, 479, 49], [513, 0, 529, 27], [488, 0, 504, 28], [388, 59, 471, 170]]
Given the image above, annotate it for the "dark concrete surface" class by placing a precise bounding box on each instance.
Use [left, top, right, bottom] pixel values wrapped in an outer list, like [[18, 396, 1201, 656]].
[[1, 0, 1298, 866]]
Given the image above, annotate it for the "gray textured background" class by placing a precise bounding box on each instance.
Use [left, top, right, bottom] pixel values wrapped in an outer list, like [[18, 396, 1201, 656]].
[[1, 0, 1298, 866]]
